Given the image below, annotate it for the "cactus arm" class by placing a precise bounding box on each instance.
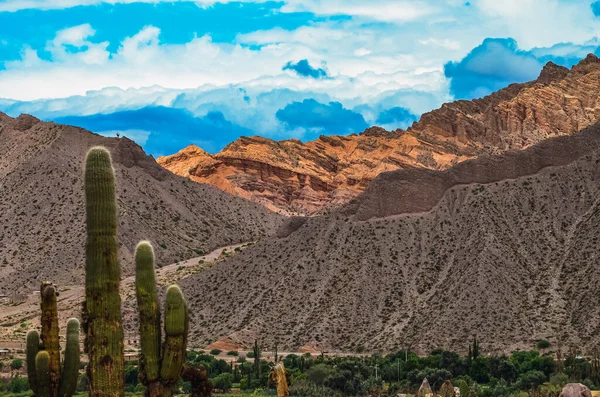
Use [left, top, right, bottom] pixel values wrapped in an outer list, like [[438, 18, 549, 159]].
[[27, 330, 41, 395], [40, 282, 60, 397], [58, 318, 80, 397], [36, 351, 52, 397], [159, 285, 188, 385], [84, 147, 124, 396], [134, 241, 162, 385]]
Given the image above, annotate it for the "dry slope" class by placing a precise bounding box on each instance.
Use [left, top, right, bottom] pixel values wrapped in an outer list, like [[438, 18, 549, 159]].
[[159, 55, 600, 214], [0, 113, 283, 297], [181, 121, 600, 354]]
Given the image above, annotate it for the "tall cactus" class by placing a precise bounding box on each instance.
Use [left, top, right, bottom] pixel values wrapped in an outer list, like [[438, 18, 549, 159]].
[[135, 241, 189, 397], [40, 282, 60, 395], [26, 283, 80, 397], [84, 147, 124, 396]]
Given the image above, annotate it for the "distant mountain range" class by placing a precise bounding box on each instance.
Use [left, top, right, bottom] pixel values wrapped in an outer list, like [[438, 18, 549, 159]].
[[159, 55, 600, 215]]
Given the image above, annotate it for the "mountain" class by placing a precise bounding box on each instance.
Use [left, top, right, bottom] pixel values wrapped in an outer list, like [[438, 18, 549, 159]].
[[0, 113, 283, 297], [180, 121, 600, 354], [159, 55, 600, 215]]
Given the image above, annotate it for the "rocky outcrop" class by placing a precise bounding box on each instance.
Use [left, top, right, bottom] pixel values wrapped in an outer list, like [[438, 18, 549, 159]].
[[159, 55, 600, 215], [559, 384, 592, 397]]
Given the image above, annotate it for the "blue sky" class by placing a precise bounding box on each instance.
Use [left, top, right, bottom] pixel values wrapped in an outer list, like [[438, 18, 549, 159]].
[[1, 0, 600, 156]]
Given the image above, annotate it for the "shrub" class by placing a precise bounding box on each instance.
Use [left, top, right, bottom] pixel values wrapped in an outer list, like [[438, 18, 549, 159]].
[[212, 373, 233, 392], [210, 349, 222, 356], [516, 370, 547, 390], [227, 351, 239, 356], [9, 375, 29, 393], [10, 358, 23, 371], [536, 340, 551, 350]]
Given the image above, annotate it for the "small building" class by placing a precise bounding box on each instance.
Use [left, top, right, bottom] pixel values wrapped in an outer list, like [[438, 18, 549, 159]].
[[0, 349, 10, 357], [125, 353, 138, 362]]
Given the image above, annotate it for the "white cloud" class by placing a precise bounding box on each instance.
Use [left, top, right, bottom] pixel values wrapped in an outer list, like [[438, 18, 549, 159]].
[[0, 0, 269, 12], [476, 0, 600, 48], [47, 24, 110, 64]]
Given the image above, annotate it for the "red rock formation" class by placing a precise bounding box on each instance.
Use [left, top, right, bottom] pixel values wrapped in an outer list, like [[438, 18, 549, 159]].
[[158, 54, 600, 214]]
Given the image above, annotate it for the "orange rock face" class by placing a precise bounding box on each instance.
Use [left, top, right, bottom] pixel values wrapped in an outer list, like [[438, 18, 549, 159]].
[[158, 55, 600, 214]]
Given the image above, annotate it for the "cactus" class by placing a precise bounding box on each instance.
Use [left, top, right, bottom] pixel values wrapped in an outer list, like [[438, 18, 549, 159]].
[[84, 147, 124, 396], [253, 340, 262, 379], [25, 283, 80, 397], [40, 282, 60, 395], [26, 330, 40, 395], [135, 241, 189, 397], [59, 319, 80, 397], [36, 351, 51, 397]]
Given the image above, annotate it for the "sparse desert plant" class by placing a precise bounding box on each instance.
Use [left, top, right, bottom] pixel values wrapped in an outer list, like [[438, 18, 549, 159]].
[[26, 282, 80, 397], [536, 340, 551, 350], [83, 147, 124, 396], [135, 241, 197, 396]]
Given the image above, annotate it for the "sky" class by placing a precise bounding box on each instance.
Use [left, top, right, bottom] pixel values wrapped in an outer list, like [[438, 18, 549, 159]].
[[1, 1, 600, 156]]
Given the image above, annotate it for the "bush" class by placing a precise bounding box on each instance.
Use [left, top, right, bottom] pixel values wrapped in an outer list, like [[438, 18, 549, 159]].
[[516, 370, 547, 390], [212, 373, 233, 392], [227, 350, 239, 356], [247, 351, 255, 358], [77, 373, 89, 392], [9, 375, 28, 393], [10, 358, 23, 371], [536, 340, 551, 350], [210, 349, 222, 356], [306, 364, 333, 386]]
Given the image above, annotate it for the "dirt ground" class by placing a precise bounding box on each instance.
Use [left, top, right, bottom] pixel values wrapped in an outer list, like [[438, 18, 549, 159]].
[[0, 241, 253, 353]]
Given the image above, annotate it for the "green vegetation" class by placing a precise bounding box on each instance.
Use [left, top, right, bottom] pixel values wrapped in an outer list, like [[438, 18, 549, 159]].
[[83, 147, 124, 396], [25, 283, 80, 397], [68, 343, 600, 397], [134, 241, 190, 396], [536, 340, 551, 350], [210, 349, 222, 356]]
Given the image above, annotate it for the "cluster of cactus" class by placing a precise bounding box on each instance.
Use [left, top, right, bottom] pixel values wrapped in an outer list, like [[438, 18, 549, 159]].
[[26, 282, 80, 397], [83, 147, 124, 396], [135, 241, 189, 396], [26, 147, 210, 397]]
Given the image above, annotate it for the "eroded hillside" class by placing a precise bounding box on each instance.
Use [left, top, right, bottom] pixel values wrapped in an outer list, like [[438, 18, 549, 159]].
[[0, 113, 283, 297], [180, 122, 600, 354]]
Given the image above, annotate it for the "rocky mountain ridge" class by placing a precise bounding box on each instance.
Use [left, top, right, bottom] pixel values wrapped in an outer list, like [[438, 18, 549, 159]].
[[159, 55, 600, 214], [0, 113, 283, 297], [180, 121, 600, 353]]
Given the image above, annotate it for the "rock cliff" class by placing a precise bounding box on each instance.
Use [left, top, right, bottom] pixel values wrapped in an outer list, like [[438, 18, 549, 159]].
[[159, 55, 600, 214]]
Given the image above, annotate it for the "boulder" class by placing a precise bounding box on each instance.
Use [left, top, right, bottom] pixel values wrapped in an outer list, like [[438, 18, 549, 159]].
[[559, 383, 592, 397]]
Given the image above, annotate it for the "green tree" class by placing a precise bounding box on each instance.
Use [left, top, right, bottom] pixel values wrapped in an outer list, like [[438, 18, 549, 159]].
[[307, 363, 333, 386], [212, 373, 233, 392], [516, 370, 547, 390]]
